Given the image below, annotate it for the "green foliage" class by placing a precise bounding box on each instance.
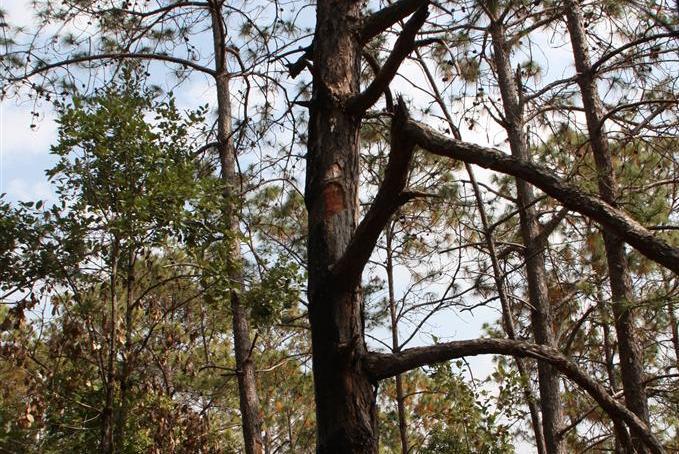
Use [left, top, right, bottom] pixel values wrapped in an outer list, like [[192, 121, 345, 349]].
[[3, 0, 679, 452], [0, 196, 54, 293], [421, 363, 514, 454], [378, 364, 514, 454], [1, 71, 242, 453], [48, 68, 207, 248], [246, 258, 303, 327]]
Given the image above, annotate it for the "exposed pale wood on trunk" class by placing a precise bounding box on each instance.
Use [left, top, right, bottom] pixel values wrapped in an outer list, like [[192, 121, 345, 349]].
[[306, 2, 377, 451], [302, 2, 673, 453]]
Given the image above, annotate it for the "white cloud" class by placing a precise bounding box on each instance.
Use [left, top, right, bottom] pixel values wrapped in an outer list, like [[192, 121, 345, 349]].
[[0, 101, 58, 201], [176, 76, 216, 108], [2, 0, 37, 28], [0, 101, 57, 159], [4, 177, 54, 202]]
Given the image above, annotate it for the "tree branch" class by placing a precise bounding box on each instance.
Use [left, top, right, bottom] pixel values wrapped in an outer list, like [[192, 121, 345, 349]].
[[403, 119, 679, 274], [536, 207, 569, 247], [329, 100, 414, 289], [363, 338, 664, 454], [7, 52, 216, 82], [347, 5, 429, 114], [591, 31, 679, 74], [287, 0, 429, 79], [360, 0, 428, 43], [286, 43, 313, 79], [362, 51, 394, 111]]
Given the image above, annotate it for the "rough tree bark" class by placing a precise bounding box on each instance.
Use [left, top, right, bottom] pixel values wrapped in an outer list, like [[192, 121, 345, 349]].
[[304, 4, 432, 451], [306, 2, 379, 450], [209, 2, 263, 452], [488, 17, 564, 453], [564, 1, 650, 450], [306, 1, 371, 450]]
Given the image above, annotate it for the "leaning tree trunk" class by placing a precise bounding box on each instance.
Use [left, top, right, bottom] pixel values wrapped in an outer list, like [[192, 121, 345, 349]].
[[466, 163, 548, 454], [306, 1, 378, 452], [564, 1, 650, 450], [488, 19, 564, 454], [209, 2, 263, 453]]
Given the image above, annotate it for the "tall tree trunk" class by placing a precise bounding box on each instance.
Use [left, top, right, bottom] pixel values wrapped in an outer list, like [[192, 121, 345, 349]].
[[101, 239, 120, 454], [307, 1, 377, 452], [600, 300, 634, 453], [413, 47, 548, 454], [209, 2, 263, 453], [386, 229, 409, 454], [564, 2, 650, 450], [488, 19, 564, 454], [113, 252, 136, 451], [230, 292, 263, 454]]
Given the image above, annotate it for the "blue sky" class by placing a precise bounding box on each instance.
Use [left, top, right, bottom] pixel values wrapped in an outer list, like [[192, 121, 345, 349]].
[[1, 0, 58, 203], [1, 100, 58, 202]]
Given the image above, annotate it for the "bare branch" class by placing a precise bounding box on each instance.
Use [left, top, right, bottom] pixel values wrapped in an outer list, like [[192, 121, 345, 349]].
[[6, 52, 216, 83], [329, 100, 414, 289], [347, 5, 429, 114], [362, 51, 394, 111], [591, 31, 679, 74], [360, 0, 428, 44], [363, 338, 664, 454], [286, 0, 429, 79], [286, 43, 313, 79], [403, 119, 679, 274]]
